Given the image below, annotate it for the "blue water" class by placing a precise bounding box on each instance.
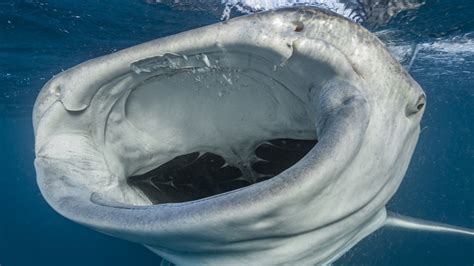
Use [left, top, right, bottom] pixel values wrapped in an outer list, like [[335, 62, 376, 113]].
[[0, 1, 472, 265]]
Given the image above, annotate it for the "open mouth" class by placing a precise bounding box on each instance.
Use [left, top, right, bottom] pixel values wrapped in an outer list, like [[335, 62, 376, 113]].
[[111, 50, 320, 205], [34, 36, 359, 208]]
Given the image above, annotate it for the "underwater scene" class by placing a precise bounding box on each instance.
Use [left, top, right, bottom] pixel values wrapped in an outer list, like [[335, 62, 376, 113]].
[[0, 0, 473, 265]]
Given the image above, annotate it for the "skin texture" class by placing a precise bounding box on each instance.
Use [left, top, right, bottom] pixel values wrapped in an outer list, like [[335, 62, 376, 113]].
[[34, 7, 426, 265]]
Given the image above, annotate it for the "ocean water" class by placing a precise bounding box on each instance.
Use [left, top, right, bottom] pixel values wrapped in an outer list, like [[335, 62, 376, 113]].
[[0, 0, 472, 265]]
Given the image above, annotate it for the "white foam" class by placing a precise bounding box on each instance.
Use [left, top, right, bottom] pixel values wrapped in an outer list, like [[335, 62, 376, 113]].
[[385, 35, 474, 70], [222, 0, 347, 11], [421, 37, 474, 55], [221, 0, 355, 20]]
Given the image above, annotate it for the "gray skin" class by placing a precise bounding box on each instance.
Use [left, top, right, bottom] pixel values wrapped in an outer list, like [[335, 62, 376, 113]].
[[33, 7, 470, 265]]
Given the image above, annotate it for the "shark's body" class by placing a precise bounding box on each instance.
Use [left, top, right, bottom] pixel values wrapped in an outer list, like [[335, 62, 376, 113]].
[[33, 7, 472, 265]]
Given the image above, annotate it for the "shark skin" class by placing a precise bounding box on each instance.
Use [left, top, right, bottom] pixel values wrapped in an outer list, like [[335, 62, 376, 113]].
[[33, 7, 472, 265]]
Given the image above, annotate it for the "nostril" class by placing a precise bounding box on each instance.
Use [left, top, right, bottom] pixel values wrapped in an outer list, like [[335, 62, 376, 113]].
[[293, 21, 304, 32]]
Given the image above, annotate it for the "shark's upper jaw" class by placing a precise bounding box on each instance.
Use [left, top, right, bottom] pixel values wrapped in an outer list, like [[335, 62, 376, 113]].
[[33, 7, 425, 265]]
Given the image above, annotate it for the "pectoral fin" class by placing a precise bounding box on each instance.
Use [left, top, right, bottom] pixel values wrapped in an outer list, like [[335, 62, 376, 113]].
[[385, 211, 474, 237]]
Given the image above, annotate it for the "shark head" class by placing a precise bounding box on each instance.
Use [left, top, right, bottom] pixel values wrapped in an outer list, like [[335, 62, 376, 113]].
[[33, 7, 434, 265]]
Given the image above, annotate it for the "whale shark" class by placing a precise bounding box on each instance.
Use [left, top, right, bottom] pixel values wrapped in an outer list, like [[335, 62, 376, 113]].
[[33, 7, 473, 265]]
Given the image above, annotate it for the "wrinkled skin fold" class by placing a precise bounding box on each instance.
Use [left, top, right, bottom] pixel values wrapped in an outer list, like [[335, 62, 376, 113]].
[[34, 7, 427, 265]]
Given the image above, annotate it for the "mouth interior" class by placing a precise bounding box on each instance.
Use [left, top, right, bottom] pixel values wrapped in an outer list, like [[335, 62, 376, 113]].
[[128, 138, 317, 204], [104, 48, 327, 205]]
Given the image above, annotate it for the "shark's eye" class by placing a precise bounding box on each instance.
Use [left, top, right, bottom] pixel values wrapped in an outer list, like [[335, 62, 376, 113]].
[[406, 93, 426, 116], [416, 94, 426, 111]]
